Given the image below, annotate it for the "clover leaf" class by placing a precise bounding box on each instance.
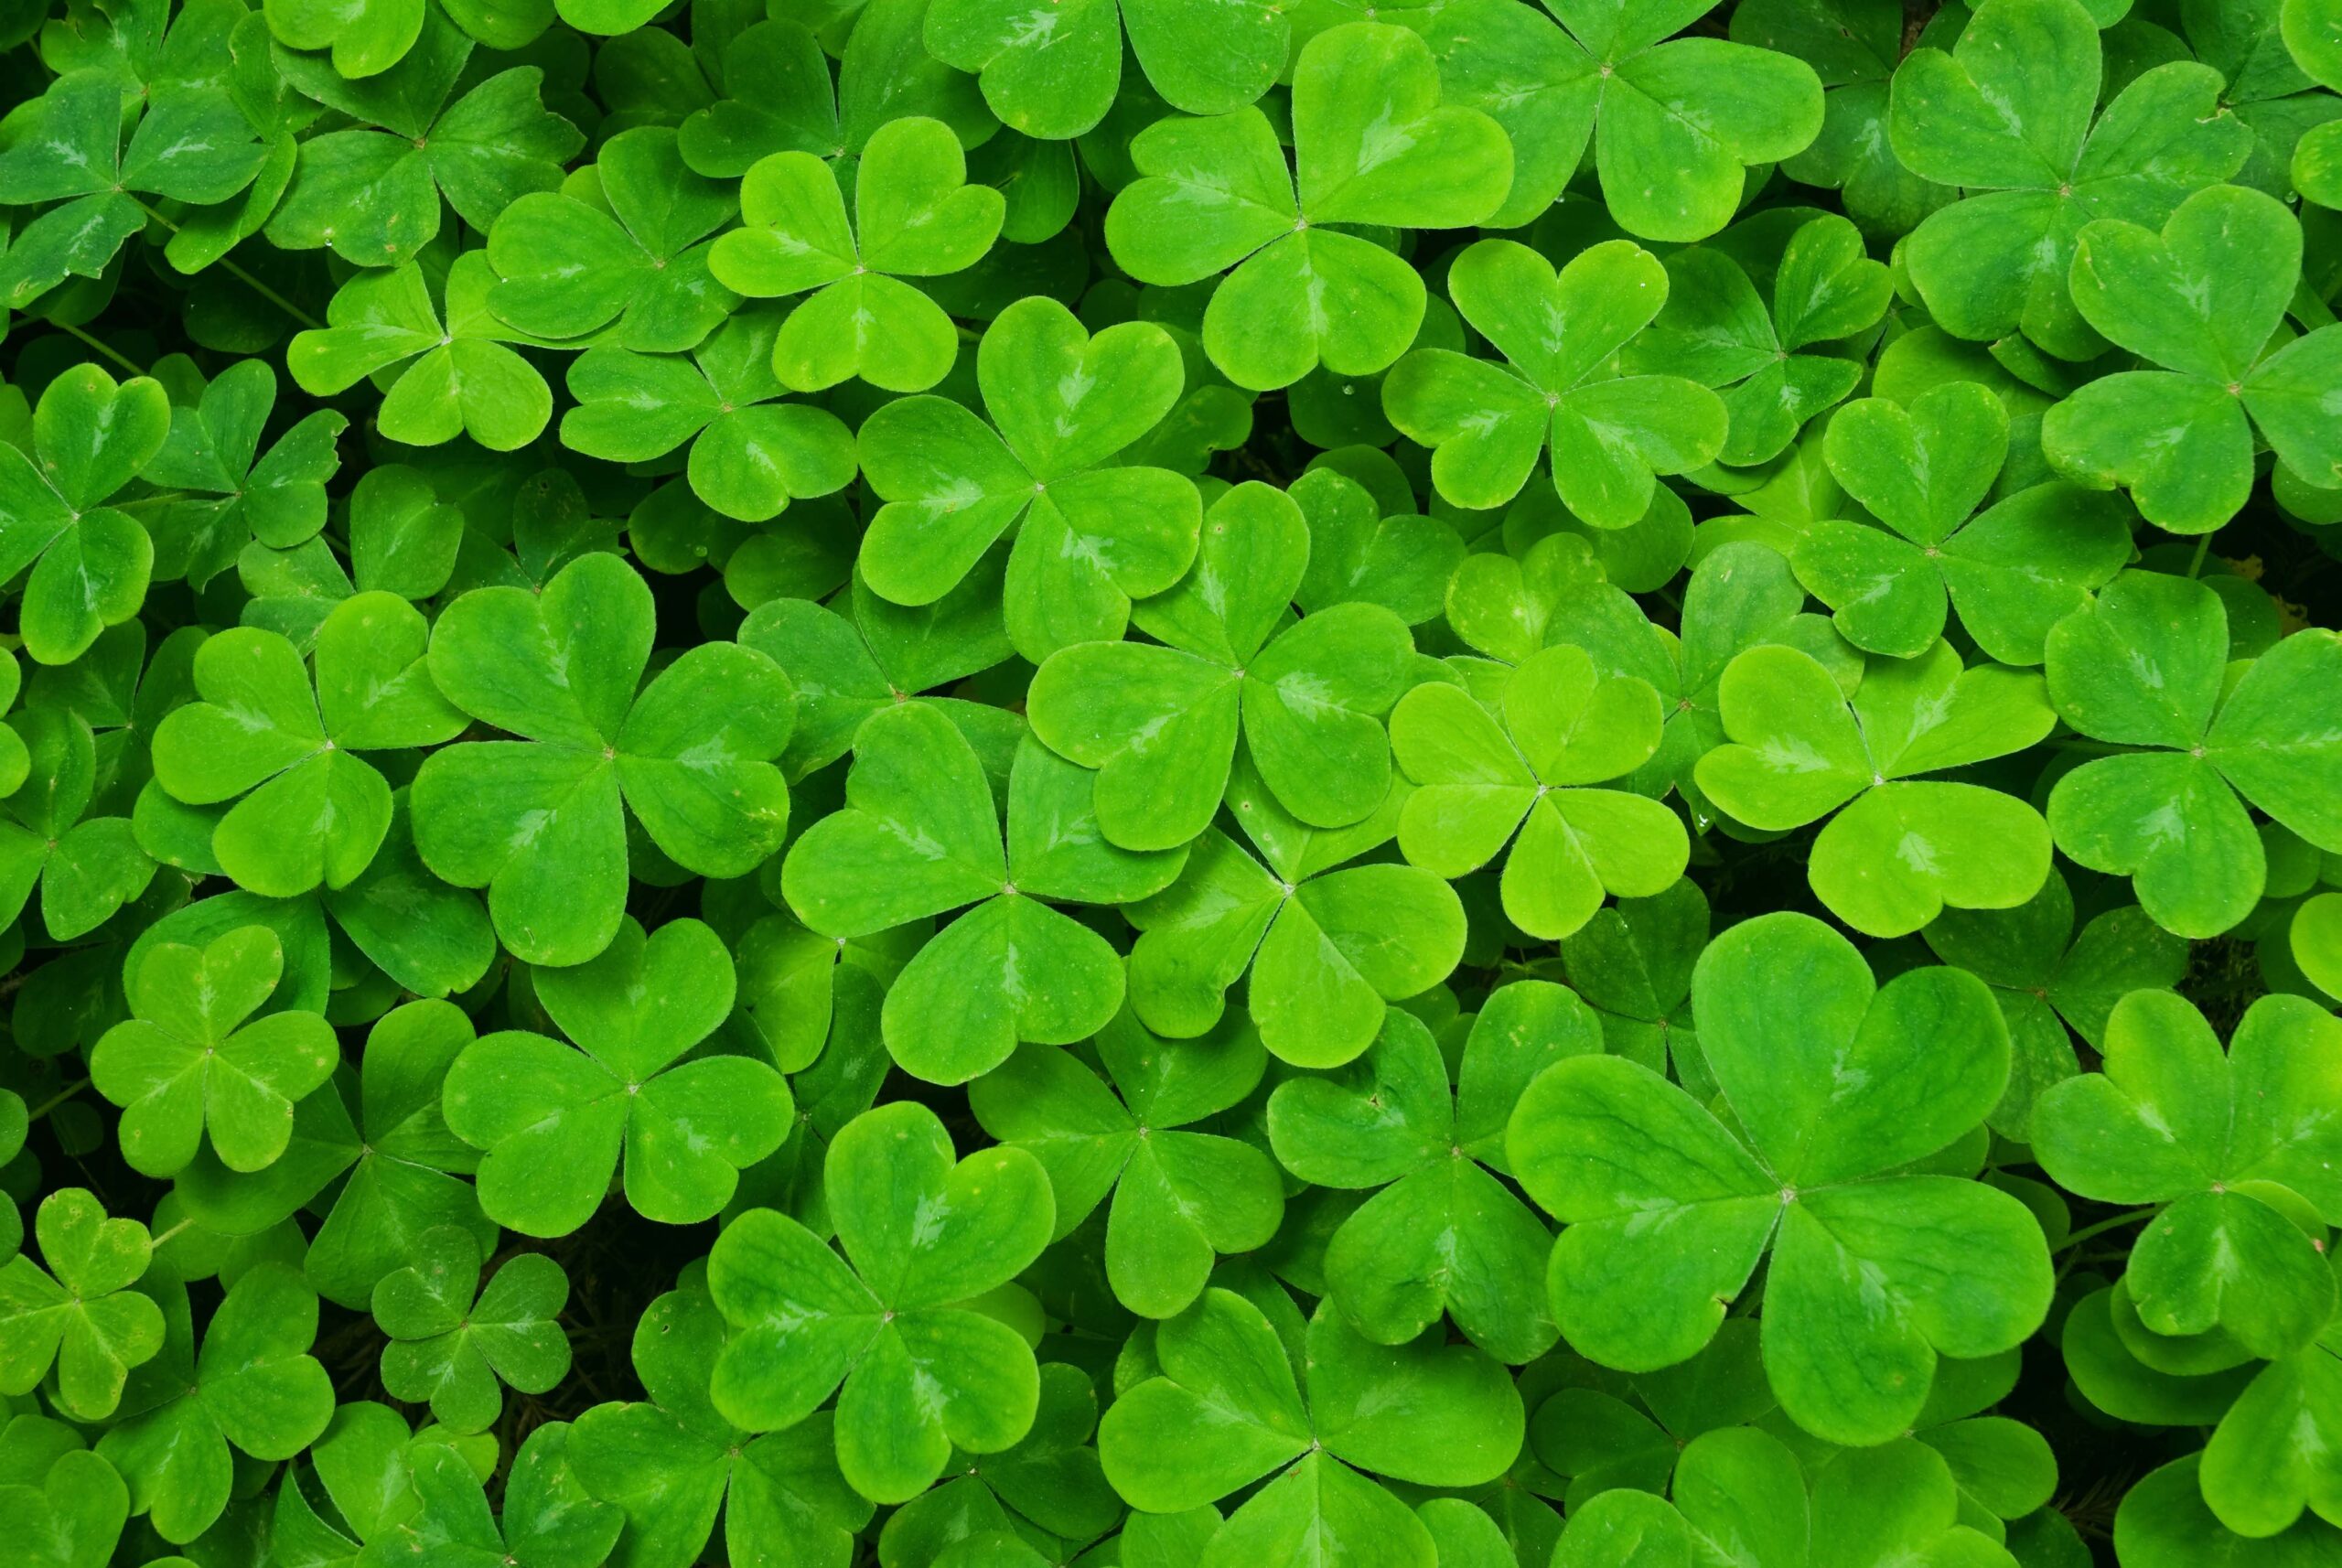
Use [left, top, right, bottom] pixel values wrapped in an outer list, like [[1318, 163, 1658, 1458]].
[[2044, 571, 2342, 937], [0, 365, 167, 667], [360, 1423, 622, 1568], [571, 1282, 870, 1568], [709, 115, 1003, 393], [1268, 987, 1602, 1363], [2032, 992, 2342, 1360], [1098, 1286, 1524, 1568], [1384, 239, 1726, 522], [1290, 466, 1466, 628], [1625, 214, 1888, 467], [1103, 22, 1512, 390], [1426, 0, 1822, 242], [1555, 876, 1708, 1087], [94, 1264, 335, 1543], [970, 1005, 1281, 1319], [0, 1441, 128, 1568], [413, 552, 796, 965], [444, 917, 791, 1236], [2046, 183, 2342, 530], [1528, 1321, 1774, 1506], [149, 596, 467, 897], [374, 1225, 570, 1434], [1391, 643, 1688, 940], [90, 926, 338, 1178], [175, 999, 496, 1308], [784, 704, 1178, 1083], [140, 361, 347, 591], [2197, 1248, 2342, 1539], [287, 255, 555, 452], [0, 1190, 163, 1423], [486, 126, 739, 351], [1794, 381, 2133, 661], [561, 308, 860, 523], [1509, 911, 2054, 1444], [706, 1101, 1056, 1504], [1125, 756, 1466, 1068], [876, 1358, 1123, 1560], [1027, 481, 1414, 850], [0, 707, 156, 942], [855, 295, 1201, 661]]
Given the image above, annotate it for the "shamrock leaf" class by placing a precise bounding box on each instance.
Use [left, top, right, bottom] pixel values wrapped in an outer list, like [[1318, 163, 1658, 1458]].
[[0, 365, 167, 666], [1385, 239, 1728, 521], [486, 126, 739, 351], [1125, 756, 1466, 1068], [90, 926, 338, 1178], [1509, 911, 2054, 1444], [375, 1225, 571, 1434], [2046, 183, 2342, 529], [1794, 381, 2132, 661], [1268, 988, 1601, 1363], [706, 1101, 1056, 1503], [287, 255, 555, 452], [1391, 644, 1688, 940], [175, 1000, 497, 1308], [94, 1264, 335, 1543], [149, 595, 467, 897], [1528, 1321, 1775, 1506], [1103, 22, 1512, 389], [443, 917, 791, 1235], [783, 705, 1176, 1083], [1555, 876, 1708, 1087], [876, 1359, 1123, 1561], [0, 707, 156, 942], [361, 1423, 622, 1568], [1428, 0, 1821, 241], [709, 115, 1004, 393], [1922, 870, 2191, 1136], [855, 295, 1201, 661], [413, 553, 796, 965], [2197, 1246, 2342, 1539], [2031, 992, 2342, 1359], [1027, 481, 1413, 851], [561, 308, 860, 522], [970, 1006, 1281, 1318], [0, 72, 266, 308], [1697, 639, 2056, 935], [573, 1282, 871, 1568], [676, 20, 844, 177], [1290, 466, 1466, 628], [0, 1191, 163, 1423], [2044, 571, 2342, 937], [1624, 215, 1889, 467], [1098, 1287, 1524, 1568], [140, 361, 347, 591], [1889, 0, 2251, 358], [268, 20, 583, 266]]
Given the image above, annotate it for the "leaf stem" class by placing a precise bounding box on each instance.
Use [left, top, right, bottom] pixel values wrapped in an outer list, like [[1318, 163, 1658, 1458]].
[[134, 199, 324, 331], [26, 1078, 90, 1122], [53, 321, 145, 379], [2056, 1205, 2161, 1252], [148, 1217, 193, 1249], [2186, 533, 2212, 579]]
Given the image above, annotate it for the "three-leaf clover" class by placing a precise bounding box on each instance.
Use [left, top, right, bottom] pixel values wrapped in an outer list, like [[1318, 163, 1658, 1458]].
[[2031, 992, 2342, 1360], [0, 1440, 128, 1568], [442, 917, 791, 1236], [969, 1006, 1282, 1319], [783, 705, 1179, 1084], [1384, 238, 1728, 522], [362, 1423, 623, 1568], [140, 361, 348, 591], [374, 1225, 571, 1434], [149, 594, 467, 897], [1509, 911, 2054, 1444], [1696, 639, 2057, 936], [1027, 481, 1414, 851], [705, 1101, 1056, 1504], [1267, 986, 1600, 1364], [1098, 1287, 1524, 1568], [0, 707, 156, 942], [412, 552, 796, 965], [0, 366, 167, 666], [855, 295, 1201, 661], [1888, 0, 2251, 358], [709, 116, 1004, 393], [90, 926, 338, 1178], [1102, 23, 1513, 390], [1391, 643, 1689, 940], [1793, 381, 2133, 661], [2045, 183, 2342, 531], [875, 1359, 1123, 1563], [0, 1191, 163, 1423], [2043, 571, 2342, 937]]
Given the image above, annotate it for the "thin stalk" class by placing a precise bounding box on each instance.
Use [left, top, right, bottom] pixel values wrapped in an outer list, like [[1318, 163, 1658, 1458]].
[[25, 1077, 90, 1122], [134, 199, 324, 331], [2186, 533, 2213, 579], [55, 320, 144, 378], [2057, 1205, 2162, 1252], [148, 1218, 193, 1249]]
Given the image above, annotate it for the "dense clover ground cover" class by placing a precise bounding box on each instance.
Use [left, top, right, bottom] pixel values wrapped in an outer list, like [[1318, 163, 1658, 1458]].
[[0, 0, 2339, 1562]]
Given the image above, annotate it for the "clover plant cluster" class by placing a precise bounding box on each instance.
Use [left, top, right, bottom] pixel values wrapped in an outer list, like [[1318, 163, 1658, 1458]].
[[0, 0, 2339, 1563]]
